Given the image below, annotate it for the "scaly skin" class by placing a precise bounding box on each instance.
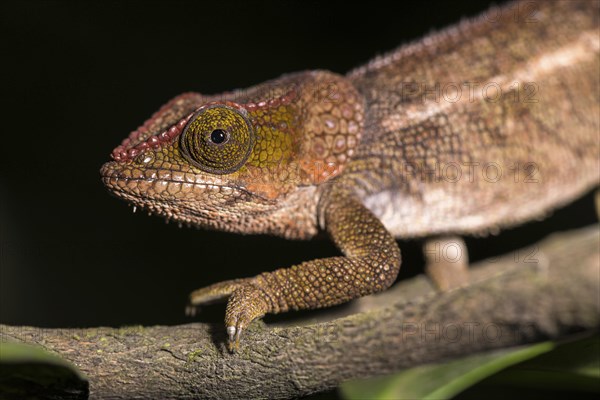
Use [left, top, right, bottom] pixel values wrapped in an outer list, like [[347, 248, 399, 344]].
[[101, 0, 599, 351]]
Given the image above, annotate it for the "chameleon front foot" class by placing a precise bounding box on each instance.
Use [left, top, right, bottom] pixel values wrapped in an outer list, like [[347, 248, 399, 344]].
[[188, 278, 270, 351], [225, 284, 270, 352]]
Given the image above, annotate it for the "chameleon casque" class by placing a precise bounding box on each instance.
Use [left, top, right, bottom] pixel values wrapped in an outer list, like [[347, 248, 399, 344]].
[[101, 0, 599, 351]]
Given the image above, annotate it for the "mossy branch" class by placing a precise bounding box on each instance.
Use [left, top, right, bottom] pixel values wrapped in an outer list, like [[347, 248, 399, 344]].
[[1, 225, 599, 400]]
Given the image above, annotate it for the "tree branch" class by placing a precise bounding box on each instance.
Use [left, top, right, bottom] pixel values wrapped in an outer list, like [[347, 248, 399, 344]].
[[2, 225, 599, 400]]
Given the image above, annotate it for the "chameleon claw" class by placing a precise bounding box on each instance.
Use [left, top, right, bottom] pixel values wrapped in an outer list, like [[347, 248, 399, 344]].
[[227, 326, 236, 341], [227, 325, 241, 352], [224, 284, 270, 352]]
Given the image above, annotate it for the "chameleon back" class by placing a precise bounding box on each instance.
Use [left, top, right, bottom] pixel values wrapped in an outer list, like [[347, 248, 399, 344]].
[[345, 0, 599, 237]]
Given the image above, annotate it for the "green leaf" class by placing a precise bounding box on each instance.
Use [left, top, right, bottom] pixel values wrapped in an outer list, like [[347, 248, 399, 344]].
[[339, 342, 554, 400], [0, 341, 88, 400], [483, 336, 600, 393], [519, 336, 599, 377]]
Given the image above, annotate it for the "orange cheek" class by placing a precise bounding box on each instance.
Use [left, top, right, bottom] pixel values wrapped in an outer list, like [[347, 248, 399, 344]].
[[245, 181, 282, 200]]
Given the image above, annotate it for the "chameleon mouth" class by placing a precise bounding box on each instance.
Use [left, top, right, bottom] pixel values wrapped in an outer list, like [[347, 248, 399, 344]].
[[99, 162, 278, 230], [99, 162, 275, 206], [100, 162, 244, 198], [100, 162, 242, 226]]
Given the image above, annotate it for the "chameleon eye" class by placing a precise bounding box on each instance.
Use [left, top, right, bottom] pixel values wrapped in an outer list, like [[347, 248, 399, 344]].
[[180, 104, 254, 174], [210, 129, 228, 145]]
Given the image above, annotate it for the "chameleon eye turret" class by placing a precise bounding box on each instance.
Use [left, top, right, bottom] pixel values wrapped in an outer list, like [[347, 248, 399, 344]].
[[180, 104, 254, 174]]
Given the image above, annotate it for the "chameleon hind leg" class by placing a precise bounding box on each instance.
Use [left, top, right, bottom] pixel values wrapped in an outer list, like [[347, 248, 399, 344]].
[[423, 236, 470, 291]]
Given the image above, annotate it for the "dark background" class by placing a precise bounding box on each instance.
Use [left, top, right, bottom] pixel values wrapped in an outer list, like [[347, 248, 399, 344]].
[[1, 0, 596, 337]]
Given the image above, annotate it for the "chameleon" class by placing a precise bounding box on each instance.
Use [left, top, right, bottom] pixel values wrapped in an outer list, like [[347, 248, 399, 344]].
[[101, 0, 599, 351]]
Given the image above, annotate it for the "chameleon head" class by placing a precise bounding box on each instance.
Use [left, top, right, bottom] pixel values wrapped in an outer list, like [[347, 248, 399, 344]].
[[100, 71, 364, 238]]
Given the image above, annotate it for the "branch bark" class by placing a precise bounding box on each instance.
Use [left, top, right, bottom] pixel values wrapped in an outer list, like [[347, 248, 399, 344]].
[[2, 225, 599, 400]]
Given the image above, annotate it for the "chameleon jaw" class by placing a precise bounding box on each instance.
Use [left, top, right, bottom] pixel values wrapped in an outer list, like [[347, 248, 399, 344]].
[[99, 161, 308, 235]]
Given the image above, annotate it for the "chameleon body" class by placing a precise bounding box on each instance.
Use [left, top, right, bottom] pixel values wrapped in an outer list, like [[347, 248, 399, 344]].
[[101, 0, 599, 350]]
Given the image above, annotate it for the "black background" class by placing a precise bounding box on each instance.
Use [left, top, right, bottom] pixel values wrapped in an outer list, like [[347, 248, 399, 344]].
[[1, 0, 596, 336]]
